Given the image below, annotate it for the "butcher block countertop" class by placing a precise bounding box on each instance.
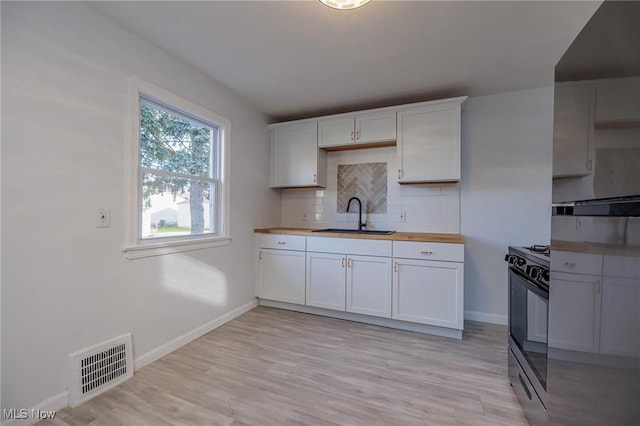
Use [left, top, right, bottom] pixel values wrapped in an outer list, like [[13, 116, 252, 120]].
[[254, 227, 466, 244], [552, 239, 640, 256]]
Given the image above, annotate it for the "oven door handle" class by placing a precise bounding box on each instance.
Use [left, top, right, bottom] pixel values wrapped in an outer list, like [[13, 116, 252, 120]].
[[509, 267, 549, 300]]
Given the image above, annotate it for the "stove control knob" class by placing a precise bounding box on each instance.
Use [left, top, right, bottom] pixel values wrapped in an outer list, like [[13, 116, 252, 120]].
[[541, 269, 550, 281], [504, 254, 511, 263], [526, 265, 540, 279], [515, 256, 526, 267]]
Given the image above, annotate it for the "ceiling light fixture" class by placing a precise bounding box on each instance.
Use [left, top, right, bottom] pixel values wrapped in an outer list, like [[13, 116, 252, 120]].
[[319, 0, 372, 10]]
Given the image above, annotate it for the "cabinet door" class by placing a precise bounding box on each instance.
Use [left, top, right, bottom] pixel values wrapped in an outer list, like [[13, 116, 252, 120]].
[[271, 122, 325, 187], [397, 104, 461, 183], [548, 273, 601, 353], [258, 249, 306, 304], [600, 276, 640, 357], [553, 86, 595, 177], [392, 258, 463, 329], [318, 117, 355, 148], [595, 80, 640, 124], [355, 111, 396, 144], [306, 252, 346, 311], [346, 255, 392, 318]]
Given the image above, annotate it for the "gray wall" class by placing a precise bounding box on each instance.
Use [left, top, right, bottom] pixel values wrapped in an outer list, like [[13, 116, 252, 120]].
[[461, 86, 553, 324], [1, 1, 280, 413]]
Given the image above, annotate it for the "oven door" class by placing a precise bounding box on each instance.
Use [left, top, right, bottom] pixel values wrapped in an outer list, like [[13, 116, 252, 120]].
[[509, 266, 549, 406]]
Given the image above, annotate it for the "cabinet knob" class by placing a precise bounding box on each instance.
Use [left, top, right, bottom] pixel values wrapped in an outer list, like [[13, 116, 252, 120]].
[[277, 241, 286, 245], [259, 250, 262, 260], [564, 262, 576, 268], [350, 131, 354, 141], [347, 258, 352, 268], [342, 258, 346, 268], [394, 262, 398, 272], [313, 174, 317, 183], [420, 250, 433, 255], [356, 130, 360, 140], [397, 169, 402, 179]]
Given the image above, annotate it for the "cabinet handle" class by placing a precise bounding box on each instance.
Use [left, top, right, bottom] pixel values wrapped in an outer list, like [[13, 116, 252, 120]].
[[347, 258, 352, 268], [394, 262, 398, 272], [259, 250, 262, 260], [342, 258, 346, 268], [564, 262, 576, 268], [397, 169, 402, 179], [350, 131, 354, 141], [356, 130, 360, 140], [420, 251, 433, 255], [277, 241, 286, 245], [595, 280, 601, 294], [313, 174, 317, 183]]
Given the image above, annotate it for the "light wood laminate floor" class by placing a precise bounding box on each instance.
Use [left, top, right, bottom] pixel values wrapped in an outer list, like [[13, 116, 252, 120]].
[[40, 307, 527, 426]]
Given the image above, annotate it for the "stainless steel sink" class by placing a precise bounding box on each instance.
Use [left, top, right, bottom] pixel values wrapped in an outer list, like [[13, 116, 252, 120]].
[[312, 228, 395, 235]]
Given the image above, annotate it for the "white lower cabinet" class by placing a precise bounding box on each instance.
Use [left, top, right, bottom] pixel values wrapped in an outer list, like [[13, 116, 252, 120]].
[[346, 255, 392, 318], [305, 253, 392, 317], [257, 234, 306, 304], [548, 272, 601, 353], [392, 258, 464, 329], [306, 252, 346, 311], [600, 276, 640, 357], [306, 237, 393, 316], [256, 233, 465, 336]]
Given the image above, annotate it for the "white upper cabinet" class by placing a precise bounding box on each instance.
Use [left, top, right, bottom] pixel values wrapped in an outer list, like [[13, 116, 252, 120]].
[[270, 97, 466, 186], [595, 78, 640, 126], [270, 121, 326, 188], [553, 85, 596, 178], [396, 98, 465, 183], [318, 111, 396, 149]]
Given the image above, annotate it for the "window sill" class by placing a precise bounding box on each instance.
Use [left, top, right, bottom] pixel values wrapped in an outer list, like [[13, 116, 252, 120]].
[[123, 235, 232, 260]]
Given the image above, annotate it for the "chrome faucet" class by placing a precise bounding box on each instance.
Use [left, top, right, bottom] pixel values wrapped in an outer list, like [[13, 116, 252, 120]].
[[346, 196, 366, 232]]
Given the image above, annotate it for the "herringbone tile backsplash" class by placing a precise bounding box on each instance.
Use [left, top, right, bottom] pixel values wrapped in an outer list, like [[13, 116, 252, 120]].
[[337, 163, 387, 214], [279, 147, 460, 233]]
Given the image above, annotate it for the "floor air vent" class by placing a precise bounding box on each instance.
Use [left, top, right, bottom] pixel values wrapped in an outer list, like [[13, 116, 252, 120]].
[[68, 333, 133, 407]]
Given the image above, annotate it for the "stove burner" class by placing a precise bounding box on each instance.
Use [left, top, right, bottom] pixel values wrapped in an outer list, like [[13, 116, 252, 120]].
[[527, 245, 550, 255]]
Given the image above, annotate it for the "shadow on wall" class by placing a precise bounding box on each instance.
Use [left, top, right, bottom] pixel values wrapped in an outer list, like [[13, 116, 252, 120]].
[[160, 253, 229, 306]]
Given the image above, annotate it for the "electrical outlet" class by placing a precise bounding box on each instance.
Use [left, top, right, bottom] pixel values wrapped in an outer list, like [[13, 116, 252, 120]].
[[302, 212, 309, 222], [399, 210, 406, 223], [97, 208, 110, 228]]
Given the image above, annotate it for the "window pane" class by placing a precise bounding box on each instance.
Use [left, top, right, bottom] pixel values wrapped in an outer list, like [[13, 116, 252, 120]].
[[139, 101, 215, 177], [141, 173, 214, 239]]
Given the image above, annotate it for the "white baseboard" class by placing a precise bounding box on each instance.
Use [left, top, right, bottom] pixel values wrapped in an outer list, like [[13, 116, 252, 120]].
[[2, 300, 258, 426], [464, 310, 507, 325], [134, 299, 258, 370], [1, 391, 67, 426]]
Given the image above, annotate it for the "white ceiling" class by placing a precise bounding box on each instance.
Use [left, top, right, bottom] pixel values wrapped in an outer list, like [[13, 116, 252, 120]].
[[87, 1, 601, 122]]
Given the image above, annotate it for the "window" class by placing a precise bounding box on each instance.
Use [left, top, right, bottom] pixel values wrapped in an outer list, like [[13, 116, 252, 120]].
[[125, 79, 230, 258]]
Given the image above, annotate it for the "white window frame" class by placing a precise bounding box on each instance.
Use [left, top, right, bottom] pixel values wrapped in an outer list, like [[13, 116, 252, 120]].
[[123, 77, 231, 259]]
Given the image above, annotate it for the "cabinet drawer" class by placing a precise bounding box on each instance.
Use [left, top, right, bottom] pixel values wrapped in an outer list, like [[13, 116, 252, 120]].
[[551, 251, 603, 275], [307, 236, 392, 257], [393, 241, 463, 262], [259, 234, 306, 251]]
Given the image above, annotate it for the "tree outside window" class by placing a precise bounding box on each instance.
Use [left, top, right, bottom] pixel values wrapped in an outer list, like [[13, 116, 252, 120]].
[[138, 98, 220, 239]]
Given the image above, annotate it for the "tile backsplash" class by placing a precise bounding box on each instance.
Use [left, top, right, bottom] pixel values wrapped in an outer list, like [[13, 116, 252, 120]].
[[337, 162, 387, 214], [280, 147, 460, 233]]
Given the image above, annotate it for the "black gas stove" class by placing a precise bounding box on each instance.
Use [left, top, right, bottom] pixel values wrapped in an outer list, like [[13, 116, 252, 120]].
[[505, 245, 550, 291], [505, 245, 551, 420]]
